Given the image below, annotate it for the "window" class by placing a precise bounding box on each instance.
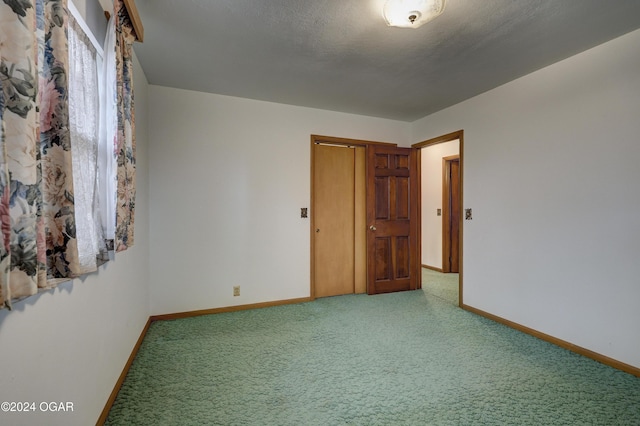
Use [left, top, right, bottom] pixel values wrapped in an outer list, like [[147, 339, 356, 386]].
[[68, 5, 105, 273], [0, 0, 136, 309]]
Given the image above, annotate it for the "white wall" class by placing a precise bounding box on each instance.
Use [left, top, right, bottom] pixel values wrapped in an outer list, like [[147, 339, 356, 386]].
[[412, 29, 640, 369], [148, 86, 409, 315], [421, 140, 459, 268], [0, 28, 150, 426]]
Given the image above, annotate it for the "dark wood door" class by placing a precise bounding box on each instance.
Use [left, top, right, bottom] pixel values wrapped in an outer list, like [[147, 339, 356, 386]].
[[443, 156, 460, 273], [449, 159, 460, 272], [366, 145, 419, 294]]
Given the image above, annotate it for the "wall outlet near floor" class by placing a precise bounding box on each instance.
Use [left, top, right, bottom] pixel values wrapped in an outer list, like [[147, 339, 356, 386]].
[[233, 286, 240, 297]]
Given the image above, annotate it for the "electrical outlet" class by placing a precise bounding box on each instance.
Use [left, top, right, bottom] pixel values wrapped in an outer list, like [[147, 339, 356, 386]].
[[233, 286, 240, 297]]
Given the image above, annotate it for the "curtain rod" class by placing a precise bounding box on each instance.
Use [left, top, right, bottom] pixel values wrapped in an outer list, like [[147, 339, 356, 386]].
[[104, 0, 144, 43]]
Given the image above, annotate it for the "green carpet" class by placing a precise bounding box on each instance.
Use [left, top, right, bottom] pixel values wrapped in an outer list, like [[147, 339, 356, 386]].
[[106, 289, 640, 425], [422, 268, 459, 306]]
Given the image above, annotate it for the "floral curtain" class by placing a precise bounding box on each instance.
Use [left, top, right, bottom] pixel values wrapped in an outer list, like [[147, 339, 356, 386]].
[[0, 0, 138, 309], [39, 0, 81, 282], [114, 0, 136, 252], [0, 0, 81, 309]]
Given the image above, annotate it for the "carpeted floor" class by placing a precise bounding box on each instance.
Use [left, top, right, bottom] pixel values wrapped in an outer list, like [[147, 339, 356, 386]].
[[106, 279, 640, 425], [422, 268, 459, 306]]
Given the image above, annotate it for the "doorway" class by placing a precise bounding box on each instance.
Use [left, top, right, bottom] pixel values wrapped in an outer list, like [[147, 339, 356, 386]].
[[412, 130, 464, 306], [310, 135, 419, 299]]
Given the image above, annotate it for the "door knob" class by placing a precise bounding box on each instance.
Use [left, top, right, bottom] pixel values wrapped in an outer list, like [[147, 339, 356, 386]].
[[369, 225, 377, 231], [316, 228, 320, 233]]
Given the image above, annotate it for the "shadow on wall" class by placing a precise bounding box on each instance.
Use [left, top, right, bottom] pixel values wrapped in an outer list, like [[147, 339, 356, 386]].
[[0, 278, 80, 328]]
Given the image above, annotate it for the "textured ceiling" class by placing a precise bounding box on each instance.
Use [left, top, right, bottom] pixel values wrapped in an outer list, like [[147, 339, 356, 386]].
[[133, 0, 640, 122]]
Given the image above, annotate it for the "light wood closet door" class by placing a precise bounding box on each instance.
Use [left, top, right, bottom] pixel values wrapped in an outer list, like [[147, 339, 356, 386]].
[[313, 144, 366, 297]]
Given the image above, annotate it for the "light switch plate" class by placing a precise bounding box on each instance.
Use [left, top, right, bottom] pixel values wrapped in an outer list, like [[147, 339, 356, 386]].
[[301, 208, 308, 218], [465, 208, 472, 220]]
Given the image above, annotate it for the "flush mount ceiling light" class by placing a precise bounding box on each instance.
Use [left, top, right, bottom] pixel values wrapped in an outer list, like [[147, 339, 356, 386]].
[[383, 0, 446, 28]]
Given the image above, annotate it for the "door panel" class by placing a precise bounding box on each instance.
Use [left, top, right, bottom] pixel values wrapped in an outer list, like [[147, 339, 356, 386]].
[[396, 177, 410, 219], [396, 237, 410, 278], [375, 177, 390, 219], [367, 146, 419, 295], [314, 144, 355, 297], [375, 237, 391, 281]]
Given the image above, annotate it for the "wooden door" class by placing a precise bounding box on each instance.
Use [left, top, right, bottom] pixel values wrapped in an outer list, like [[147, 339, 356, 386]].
[[314, 144, 355, 297], [366, 145, 419, 294], [443, 156, 460, 273], [449, 159, 460, 272]]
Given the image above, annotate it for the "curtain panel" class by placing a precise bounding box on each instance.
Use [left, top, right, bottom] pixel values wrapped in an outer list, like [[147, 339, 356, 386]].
[[114, 0, 136, 252], [98, 14, 117, 252], [39, 0, 81, 283], [0, 0, 79, 309], [0, 0, 137, 309], [68, 10, 106, 274]]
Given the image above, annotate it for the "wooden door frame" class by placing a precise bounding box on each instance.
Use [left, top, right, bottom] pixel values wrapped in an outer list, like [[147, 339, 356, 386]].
[[442, 155, 460, 273], [412, 130, 464, 307], [310, 135, 397, 300]]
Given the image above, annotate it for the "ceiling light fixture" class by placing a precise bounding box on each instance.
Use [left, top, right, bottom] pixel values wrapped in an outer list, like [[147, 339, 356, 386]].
[[383, 0, 446, 28]]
